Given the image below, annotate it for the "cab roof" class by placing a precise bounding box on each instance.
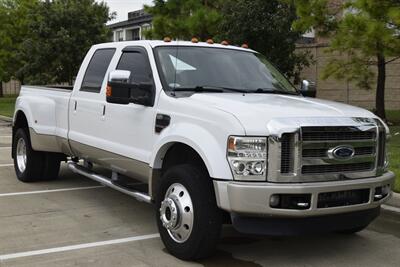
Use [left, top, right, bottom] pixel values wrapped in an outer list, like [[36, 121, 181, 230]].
[[93, 40, 257, 53]]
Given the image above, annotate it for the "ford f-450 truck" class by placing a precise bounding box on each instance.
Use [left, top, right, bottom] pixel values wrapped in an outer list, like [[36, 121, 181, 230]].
[[12, 40, 395, 260]]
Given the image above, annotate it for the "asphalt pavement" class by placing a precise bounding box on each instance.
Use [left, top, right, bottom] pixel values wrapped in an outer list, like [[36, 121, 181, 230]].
[[0, 119, 399, 267]]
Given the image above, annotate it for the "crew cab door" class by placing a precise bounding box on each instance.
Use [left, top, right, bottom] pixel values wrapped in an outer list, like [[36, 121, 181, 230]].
[[68, 48, 117, 156], [95, 46, 157, 181]]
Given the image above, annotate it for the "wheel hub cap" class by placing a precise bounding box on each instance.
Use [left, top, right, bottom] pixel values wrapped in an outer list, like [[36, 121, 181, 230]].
[[16, 138, 27, 173], [159, 183, 194, 243], [160, 197, 179, 230]]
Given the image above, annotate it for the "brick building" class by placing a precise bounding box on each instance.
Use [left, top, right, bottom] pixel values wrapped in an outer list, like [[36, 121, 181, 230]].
[[297, 0, 400, 110]]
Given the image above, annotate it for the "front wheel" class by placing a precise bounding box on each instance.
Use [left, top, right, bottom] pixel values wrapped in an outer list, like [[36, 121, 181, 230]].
[[155, 164, 222, 260]]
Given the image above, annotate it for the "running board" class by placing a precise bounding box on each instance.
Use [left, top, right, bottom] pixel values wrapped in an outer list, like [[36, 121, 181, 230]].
[[68, 162, 152, 204]]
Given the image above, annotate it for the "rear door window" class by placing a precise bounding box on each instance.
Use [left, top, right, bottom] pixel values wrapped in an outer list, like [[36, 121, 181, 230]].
[[81, 48, 116, 93]]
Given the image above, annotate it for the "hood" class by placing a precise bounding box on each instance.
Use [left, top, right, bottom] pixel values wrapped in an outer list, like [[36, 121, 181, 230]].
[[185, 93, 377, 135]]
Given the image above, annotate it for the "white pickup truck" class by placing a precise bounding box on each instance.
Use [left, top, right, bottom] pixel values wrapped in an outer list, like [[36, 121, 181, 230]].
[[12, 40, 395, 260]]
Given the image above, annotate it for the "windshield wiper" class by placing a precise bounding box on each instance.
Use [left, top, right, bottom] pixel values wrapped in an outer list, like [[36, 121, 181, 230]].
[[173, 85, 248, 93], [252, 88, 300, 95]]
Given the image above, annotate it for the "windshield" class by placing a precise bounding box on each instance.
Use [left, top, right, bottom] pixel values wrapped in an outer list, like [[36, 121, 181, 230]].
[[154, 46, 298, 94]]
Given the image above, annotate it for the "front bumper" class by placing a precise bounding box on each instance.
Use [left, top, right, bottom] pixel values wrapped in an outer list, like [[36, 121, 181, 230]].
[[213, 171, 395, 217]]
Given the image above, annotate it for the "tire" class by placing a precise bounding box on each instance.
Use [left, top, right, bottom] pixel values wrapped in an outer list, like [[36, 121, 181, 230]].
[[336, 225, 368, 234], [155, 164, 222, 260], [13, 128, 61, 182]]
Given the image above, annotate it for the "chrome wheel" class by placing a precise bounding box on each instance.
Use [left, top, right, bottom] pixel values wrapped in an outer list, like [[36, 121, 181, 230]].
[[160, 183, 194, 243], [16, 138, 27, 173]]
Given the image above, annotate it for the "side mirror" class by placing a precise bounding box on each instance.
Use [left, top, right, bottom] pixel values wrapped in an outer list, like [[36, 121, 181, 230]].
[[106, 70, 154, 106], [300, 80, 317, 98]]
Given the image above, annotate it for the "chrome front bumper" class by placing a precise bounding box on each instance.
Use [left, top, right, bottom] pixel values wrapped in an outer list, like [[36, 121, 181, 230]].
[[213, 171, 395, 217]]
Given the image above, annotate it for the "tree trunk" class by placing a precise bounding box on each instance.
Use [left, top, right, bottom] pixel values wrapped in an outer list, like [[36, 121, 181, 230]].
[[0, 81, 3, 98], [375, 53, 386, 121]]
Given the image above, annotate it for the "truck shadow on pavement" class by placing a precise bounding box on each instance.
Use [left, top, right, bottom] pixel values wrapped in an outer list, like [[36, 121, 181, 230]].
[[196, 227, 375, 267]]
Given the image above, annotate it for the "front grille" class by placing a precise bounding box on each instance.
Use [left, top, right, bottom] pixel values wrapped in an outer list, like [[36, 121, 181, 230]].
[[273, 123, 380, 183], [302, 147, 375, 158], [298, 126, 378, 179], [302, 162, 374, 174], [302, 127, 376, 141]]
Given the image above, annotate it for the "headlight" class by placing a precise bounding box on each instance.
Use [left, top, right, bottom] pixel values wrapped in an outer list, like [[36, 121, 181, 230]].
[[227, 136, 267, 181]]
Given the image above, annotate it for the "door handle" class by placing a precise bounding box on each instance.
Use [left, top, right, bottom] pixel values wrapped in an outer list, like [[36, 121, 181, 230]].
[[74, 101, 77, 111], [102, 105, 106, 116]]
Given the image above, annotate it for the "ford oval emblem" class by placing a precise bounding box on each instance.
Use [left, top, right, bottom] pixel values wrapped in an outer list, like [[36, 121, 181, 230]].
[[328, 146, 355, 160]]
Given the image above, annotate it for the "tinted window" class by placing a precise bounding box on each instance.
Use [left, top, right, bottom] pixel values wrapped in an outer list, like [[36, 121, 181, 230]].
[[81, 48, 116, 93], [117, 51, 152, 84]]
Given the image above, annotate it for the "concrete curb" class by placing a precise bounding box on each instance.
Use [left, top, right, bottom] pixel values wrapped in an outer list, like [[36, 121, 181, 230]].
[[0, 115, 12, 123], [386, 192, 400, 209]]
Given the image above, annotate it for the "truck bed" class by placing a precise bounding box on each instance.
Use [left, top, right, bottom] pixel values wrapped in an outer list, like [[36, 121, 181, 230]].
[[16, 85, 73, 154]]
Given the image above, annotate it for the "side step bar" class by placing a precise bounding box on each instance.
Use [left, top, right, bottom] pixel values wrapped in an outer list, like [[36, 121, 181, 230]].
[[68, 162, 152, 204]]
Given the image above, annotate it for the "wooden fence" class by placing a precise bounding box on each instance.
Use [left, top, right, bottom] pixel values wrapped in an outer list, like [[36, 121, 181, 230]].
[[1, 80, 21, 96]]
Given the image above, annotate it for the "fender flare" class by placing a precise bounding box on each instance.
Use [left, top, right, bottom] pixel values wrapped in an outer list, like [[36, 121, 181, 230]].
[[13, 95, 57, 135], [150, 122, 233, 180]]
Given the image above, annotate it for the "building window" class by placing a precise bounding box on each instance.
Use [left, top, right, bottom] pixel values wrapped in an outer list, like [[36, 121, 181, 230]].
[[115, 31, 124, 42], [132, 28, 140, 40], [125, 28, 140, 41]]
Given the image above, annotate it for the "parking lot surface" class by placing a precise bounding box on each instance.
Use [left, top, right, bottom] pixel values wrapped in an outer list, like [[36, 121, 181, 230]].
[[0, 120, 400, 267]]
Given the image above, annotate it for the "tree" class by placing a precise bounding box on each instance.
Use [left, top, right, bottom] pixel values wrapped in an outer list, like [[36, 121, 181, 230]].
[[219, 0, 311, 79], [0, 0, 37, 96], [17, 0, 113, 85], [292, 0, 400, 120], [144, 0, 223, 40], [145, 0, 310, 80]]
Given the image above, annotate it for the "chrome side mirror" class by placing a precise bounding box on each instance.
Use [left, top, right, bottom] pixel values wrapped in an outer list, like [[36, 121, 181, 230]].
[[108, 70, 131, 83], [300, 80, 316, 98]]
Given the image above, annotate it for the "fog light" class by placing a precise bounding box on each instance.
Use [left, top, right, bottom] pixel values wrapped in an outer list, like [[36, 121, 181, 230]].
[[374, 185, 391, 201], [270, 195, 280, 208]]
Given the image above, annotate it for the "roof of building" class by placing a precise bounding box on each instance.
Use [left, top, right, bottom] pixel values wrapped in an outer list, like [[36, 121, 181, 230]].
[[107, 9, 152, 29]]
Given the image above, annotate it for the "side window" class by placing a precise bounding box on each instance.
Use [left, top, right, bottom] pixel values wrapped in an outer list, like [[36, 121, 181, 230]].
[[116, 51, 153, 84], [81, 48, 116, 93]]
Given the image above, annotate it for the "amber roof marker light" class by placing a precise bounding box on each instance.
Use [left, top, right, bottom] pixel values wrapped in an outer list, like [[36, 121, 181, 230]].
[[241, 43, 249, 49], [191, 37, 199, 43], [221, 40, 229, 46], [206, 39, 214, 44], [163, 37, 172, 42]]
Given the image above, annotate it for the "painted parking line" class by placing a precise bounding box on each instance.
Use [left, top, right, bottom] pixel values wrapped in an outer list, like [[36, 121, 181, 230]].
[[0, 164, 13, 167], [0, 185, 105, 197], [0, 147, 11, 150], [0, 233, 160, 261], [0, 136, 12, 138], [382, 204, 400, 213]]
